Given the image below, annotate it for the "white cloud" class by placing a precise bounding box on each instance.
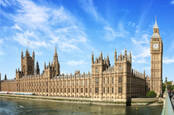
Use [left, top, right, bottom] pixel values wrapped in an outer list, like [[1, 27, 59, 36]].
[[164, 57, 174, 64], [7, 0, 90, 52], [14, 31, 48, 49], [14, 0, 49, 27], [79, 0, 129, 42], [171, 0, 174, 4], [131, 33, 150, 64], [104, 23, 129, 41], [14, 37, 48, 49], [79, 0, 99, 20], [12, 24, 22, 31], [67, 60, 86, 66], [131, 33, 149, 45]]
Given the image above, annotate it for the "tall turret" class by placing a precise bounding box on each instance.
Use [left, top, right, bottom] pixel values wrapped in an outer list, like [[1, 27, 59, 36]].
[[21, 49, 35, 76], [53, 47, 60, 76], [100, 52, 103, 61], [36, 61, 40, 75], [44, 62, 46, 69], [124, 49, 127, 59], [4, 74, 7, 80], [32, 51, 35, 71], [114, 49, 117, 63], [21, 51, 23, 72], [106, 55, 110, 67], [26, 49, 30, 57], [92, 52, 94, 64]]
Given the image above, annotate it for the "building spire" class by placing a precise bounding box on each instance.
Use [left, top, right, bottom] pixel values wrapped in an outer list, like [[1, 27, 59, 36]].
[[92, 52, 94, 64], [26, 49, 30, 56], [32, 51, 35, 60], [4, 74, 7, 80], [36, 61, 40, 75], [54, 47, 57, 57], [44, 62, 46, 69], [152, 16, 160, 36], [153, 16, 158, 28]]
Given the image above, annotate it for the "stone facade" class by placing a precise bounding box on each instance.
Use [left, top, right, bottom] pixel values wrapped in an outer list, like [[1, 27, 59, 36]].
[[0, 48, 148, 100], [0, 19, 163, 99]]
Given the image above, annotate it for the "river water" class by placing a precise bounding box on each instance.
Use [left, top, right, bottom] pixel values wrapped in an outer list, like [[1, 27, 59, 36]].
[[0, 97, 162, 115]]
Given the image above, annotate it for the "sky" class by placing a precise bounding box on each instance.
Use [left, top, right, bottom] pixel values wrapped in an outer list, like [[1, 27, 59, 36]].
[[0, 0, 174, 81]]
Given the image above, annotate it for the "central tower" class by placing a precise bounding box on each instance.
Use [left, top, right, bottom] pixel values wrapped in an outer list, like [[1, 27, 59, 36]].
[[150, 18, 163, 97]]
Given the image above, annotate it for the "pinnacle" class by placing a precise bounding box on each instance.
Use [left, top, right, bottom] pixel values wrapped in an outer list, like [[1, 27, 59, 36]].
[[153, 16, 158, 28]]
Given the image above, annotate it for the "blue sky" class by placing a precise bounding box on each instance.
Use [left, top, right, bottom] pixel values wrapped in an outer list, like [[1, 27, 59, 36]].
[[0, 0, 174, 81]]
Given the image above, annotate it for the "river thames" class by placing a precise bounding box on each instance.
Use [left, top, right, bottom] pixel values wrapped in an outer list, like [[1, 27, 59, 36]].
[[0, 97, 162, 115]]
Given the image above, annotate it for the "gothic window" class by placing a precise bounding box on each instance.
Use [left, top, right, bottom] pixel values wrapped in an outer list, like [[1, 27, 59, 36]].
[[85, 88, 88, 93], [95, 77, 99, 85], [112, 77, 114, 84], [64, 88, 66, 93], [112, 87, 114, 93], [108, 77, 109, 84], [118, 65, 122, 71], [95, 87, 99, 93], [118, 87, 122, 93], [118, 76, 122, 83], [103, 78, 105, 83], [108, 87, 109, 93], [103, 88, 105, 93], [76, 88, 78, 93], [81, 88, 83, 93], [95, 67, 98, 73], [72, 88, 74, 93]]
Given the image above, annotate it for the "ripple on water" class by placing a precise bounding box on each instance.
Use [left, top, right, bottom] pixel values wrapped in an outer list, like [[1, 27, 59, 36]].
[[0, 97, 162, 115], [0, 99, 19, 115]]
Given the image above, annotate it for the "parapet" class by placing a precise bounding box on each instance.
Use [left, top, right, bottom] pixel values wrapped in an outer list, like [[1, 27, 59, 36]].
[[132, 69, 145, 79]]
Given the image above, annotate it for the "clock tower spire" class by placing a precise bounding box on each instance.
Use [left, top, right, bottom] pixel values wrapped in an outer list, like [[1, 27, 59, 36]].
[[150, 17, 163, 97]]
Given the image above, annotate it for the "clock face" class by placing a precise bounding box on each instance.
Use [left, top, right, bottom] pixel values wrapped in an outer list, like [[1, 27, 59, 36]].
[[153, 43, 159, 49]]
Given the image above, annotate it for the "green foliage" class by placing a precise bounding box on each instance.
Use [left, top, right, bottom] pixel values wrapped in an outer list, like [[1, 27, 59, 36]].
[[167, 85, 174, 90], [171, 85, 174, 90], [146, 91, 157, 98], [162, 83, 166, 93], [166, 81, 172, 85]]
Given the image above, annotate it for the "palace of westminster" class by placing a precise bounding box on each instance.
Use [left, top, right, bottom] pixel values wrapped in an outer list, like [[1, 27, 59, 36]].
[[0, 19, 163, 101]]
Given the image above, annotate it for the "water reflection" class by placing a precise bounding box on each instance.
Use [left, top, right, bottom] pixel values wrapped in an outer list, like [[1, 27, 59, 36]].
[[0, 97, 162, 115]]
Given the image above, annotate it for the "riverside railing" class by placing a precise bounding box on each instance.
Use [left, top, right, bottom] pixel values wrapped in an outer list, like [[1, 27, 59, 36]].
[[161, 89, 174, 115]]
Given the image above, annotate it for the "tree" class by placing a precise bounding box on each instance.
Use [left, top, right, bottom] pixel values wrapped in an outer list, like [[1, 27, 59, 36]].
[[162, 83, 166, 93], [146, 91, 157, 98]]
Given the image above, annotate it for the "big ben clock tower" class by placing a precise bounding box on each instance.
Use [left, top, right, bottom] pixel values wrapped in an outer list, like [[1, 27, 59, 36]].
[[150, 18, 163, 97]]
